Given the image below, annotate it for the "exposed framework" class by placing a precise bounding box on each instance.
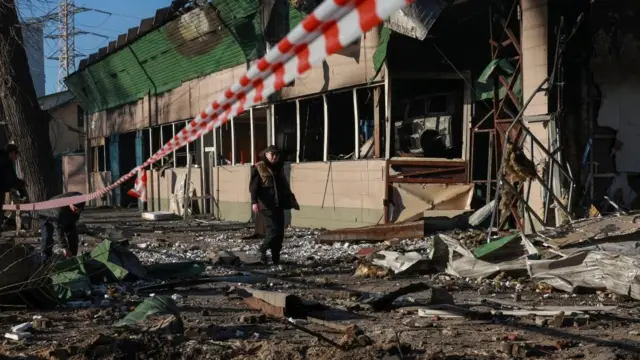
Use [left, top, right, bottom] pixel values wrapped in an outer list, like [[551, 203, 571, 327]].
[[56, 0, 75, 91], [479, 5, 581, 234]]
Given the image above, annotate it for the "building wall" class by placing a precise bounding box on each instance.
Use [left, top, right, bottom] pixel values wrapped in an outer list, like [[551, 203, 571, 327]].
[[62, 155, 86, 194], [85, 29, 380, 140], [89, 172, 112, 207], [211, 159, 385, 229], [145, 168, 204, 213], [50, 102, 81, 155]]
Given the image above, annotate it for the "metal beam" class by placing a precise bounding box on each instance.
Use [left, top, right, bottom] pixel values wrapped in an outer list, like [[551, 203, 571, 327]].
[[384, 68, 392, 159], [172, 123, 176, 169], [250, 108, 255, 165], [231, 117, 236, 165], [185, 120, 190, 168], [373, 87, 381, 158], [160, 125, 164, 166], [148, 128, 154, 211], [270, 104, 276, 145], [353, 88, 359, 160], [296, 100, 301, 163], [213, 126, 218, 167], [323, 94, 328, 162]]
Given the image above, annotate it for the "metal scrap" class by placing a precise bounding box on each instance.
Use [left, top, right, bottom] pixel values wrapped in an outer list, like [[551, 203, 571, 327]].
[[233, 288, 323, 318], [528, 250, 640, 300], [536, 214, 640, 249], [317, 220, 425, 244]]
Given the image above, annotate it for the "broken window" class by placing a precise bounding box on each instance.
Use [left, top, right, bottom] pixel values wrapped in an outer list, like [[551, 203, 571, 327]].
[[327, 91, 356, 160], [298, 97, 324, 162], [356, 87, 377, 158], [173, 122, 188, 167], [392, 79, 464, 159], [232, 115, 251, 165], [151, 127, 161, 159], [252, 108, 269, 163], [161, 124, 173, 165], [217, 120, 232, 166], [273, 101, 297, 162], [93, 144, 109, 172]]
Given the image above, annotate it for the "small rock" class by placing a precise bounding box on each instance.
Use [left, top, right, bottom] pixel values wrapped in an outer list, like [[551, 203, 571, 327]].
[[506, 333, 520, 341], [629, 330, 640, 336], [441, 327, 457, 336], [477, 286, 490, 295], [32, 318, 51, 329], [552, 312, 565, 327], [535, 316, 548, 327], [500, 341, 513, 354]]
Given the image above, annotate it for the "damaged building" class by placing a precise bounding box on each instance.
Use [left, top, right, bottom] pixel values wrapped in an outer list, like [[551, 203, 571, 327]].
[[65, 0, 608, 231]]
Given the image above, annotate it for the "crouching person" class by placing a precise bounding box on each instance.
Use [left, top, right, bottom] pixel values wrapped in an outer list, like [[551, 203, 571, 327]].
[[40, 192, 85, 260], [250, 146, 299, 267]]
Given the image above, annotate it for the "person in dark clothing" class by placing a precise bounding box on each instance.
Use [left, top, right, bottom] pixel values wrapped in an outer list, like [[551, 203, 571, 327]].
[[39, 192, 86, 260], [0, 144, 26, 205], [249, 145, 299, 266]]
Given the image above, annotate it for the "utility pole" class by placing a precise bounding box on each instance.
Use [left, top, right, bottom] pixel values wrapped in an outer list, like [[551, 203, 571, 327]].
[[57, 0, 74, 92], [45, 0, 108, 91]]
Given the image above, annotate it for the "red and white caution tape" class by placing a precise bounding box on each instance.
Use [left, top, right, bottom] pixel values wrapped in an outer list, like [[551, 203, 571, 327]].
[[126, 171, 147, 201], [4, 0, 413, 212]]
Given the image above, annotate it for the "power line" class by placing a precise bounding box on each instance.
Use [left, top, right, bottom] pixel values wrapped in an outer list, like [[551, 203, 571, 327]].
[[41, 0, 110, 91]]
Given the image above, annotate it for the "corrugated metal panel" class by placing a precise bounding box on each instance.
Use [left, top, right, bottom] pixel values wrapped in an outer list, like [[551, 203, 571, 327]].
[[65, 0, 263, 114]]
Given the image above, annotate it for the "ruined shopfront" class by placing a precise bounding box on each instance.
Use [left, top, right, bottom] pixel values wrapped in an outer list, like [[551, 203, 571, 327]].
[[66, 0, 599, 231]]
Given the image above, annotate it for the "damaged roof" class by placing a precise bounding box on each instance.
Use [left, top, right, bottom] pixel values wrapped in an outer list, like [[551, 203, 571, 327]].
[[65, 0, 277, 114]]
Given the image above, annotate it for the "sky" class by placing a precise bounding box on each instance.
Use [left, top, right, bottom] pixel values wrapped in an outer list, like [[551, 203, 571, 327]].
[[18, 0, 172, 95]]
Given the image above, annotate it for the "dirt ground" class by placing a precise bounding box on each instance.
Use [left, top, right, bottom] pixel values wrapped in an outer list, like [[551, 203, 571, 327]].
[[1, 208, 639, 360]]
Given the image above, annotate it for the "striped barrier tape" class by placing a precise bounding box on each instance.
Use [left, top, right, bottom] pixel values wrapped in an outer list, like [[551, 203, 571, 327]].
[[3, 0, 414, 212]]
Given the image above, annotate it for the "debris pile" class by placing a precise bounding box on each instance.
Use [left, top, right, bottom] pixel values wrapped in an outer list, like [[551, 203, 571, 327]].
[[1, 209, 640, 359]]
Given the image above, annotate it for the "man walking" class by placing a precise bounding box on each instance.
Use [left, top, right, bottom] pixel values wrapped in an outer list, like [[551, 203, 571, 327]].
[[249, 146, 299, 267], [39, 192, 85, 261]]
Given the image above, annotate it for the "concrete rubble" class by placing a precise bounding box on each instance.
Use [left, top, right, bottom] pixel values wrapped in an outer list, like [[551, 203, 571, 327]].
[[0, 209, 640, 359]]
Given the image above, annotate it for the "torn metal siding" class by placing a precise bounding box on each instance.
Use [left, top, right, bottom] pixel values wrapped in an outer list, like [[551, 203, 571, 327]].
[[385, 0, 452, 40], [390, 183, 473, 222]]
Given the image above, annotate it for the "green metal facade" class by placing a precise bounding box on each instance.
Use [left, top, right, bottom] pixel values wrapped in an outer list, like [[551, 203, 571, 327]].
[[66, 0, 265, 113]]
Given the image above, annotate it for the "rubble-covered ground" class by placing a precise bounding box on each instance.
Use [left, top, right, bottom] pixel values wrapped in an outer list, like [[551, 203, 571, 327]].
[[1, 208, 640, 360]]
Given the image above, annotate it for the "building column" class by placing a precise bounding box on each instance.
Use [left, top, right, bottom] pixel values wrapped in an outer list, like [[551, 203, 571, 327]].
[[521, 0, 549, 232]]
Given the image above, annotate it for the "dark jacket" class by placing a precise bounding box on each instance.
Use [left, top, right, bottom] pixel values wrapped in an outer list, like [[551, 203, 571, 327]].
[[0, 150, 24, 192], [249, 160, 297, 210], [40, 192, 85, 229]]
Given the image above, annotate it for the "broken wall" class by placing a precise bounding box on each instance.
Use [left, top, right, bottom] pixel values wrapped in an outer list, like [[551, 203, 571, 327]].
[[211, 159, 386, 229], [62, 154, 86, 194], [145, 168, 203, 214], [89, 172, 112, 207], [50, 102, 82, 155]]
